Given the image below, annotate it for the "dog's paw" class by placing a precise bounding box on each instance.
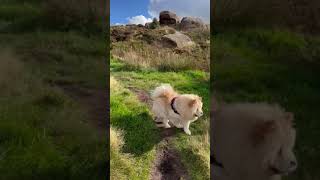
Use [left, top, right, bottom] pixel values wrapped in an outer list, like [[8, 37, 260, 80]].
[[164, 124, 171, 128], [184, 129, 191, 135]]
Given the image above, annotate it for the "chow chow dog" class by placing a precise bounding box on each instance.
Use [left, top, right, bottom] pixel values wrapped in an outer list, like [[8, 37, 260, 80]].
[[151, 84, 203, 135], [212, 102, 297, 180]]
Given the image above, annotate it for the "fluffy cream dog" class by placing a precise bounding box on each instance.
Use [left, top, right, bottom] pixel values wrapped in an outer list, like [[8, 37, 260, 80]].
[[212, 103, 297, 180], [151, 84, 203, 135]]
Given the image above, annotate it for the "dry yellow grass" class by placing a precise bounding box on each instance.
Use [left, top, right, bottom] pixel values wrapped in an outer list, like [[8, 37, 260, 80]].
[[112, 44, 209, 71]]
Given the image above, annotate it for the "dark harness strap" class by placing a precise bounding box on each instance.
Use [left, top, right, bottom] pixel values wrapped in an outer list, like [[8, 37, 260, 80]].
[[170, 97, 180, 115]]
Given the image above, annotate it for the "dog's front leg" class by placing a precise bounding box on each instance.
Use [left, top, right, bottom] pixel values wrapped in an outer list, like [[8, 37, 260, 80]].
[[183, 121, 191, 135]]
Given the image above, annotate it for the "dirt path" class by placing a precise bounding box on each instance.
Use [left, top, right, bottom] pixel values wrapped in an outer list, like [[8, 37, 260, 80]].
[[150, 138, 189, 180], [133, 89, 190, 180], [53, 82, 107, 133]]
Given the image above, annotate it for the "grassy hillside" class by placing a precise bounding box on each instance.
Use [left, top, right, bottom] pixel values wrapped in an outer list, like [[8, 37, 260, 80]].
[[110, 58, 210, 179], [212, 28, 320, 180], [111, 25, 210, 71], [0, 1, 107, 179], [110, 23, 210, 179]]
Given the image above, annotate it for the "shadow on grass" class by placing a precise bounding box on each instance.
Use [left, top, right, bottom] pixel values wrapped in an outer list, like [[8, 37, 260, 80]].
[[111, 113, 161, 156]]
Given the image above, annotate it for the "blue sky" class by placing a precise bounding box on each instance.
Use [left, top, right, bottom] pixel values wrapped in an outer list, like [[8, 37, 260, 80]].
[[111, 0, 151, 25], [110, 0, 210, 25]]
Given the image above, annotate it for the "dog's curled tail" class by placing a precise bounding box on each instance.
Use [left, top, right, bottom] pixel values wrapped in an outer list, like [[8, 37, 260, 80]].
[[151, 84, 175, 100]]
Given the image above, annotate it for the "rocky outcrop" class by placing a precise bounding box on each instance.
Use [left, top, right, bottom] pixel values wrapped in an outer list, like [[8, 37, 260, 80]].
[[162, 32, 195, 48], [180, 17, 206, 31], [111, 27, 135, 42], [159, 11, 179, 26]]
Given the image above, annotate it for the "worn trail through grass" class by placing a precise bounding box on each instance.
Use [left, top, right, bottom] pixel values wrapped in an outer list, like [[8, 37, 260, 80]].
[[110, 59, 210, 180], [131, 87, 190, 180]]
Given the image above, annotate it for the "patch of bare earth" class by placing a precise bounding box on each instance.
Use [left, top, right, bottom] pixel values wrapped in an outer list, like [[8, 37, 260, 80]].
[[131, 88, 189, 180], [150, 143, 190, 180], [52, 81, 107, 133]]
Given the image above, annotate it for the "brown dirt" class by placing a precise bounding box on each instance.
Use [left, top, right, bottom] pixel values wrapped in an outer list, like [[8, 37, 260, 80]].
[[128, 87, 153, 107], [53, 82, 107, 133], [150, 142, 190, 180], [130, 88, 189, 180]]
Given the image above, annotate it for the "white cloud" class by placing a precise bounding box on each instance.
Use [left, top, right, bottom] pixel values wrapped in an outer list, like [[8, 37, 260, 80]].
[[148, 0, 210, 23], [126, 15, 153, 25]]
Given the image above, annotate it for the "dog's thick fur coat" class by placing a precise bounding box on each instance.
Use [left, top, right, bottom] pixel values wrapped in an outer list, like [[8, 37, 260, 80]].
[[212, 103, 297, 180], [151, 84, 203, 135]]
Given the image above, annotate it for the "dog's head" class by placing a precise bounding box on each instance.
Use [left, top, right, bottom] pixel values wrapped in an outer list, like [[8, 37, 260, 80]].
[[251, 109, 297, 176], [177, 94, 203, 120]]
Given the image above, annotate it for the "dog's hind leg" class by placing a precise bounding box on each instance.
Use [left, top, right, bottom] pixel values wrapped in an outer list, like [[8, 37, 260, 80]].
[[156, 119, 171, 128], [156, 123, 171, 128]]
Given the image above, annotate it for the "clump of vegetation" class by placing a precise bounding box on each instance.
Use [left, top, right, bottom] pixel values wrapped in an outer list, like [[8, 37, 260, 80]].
[[149, 18, 160, 29], [112, 42, 208, 71], [110, 127, 136, 180]]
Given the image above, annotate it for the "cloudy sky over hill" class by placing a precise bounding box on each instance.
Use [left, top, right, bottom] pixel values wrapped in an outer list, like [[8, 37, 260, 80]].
[[111, 0, 210, 25]]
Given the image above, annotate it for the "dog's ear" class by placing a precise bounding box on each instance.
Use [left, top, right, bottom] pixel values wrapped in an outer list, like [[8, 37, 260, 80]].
[[198, 96, 202, 101], [189, 99, 197, 107], [251, 120, 276, 147]]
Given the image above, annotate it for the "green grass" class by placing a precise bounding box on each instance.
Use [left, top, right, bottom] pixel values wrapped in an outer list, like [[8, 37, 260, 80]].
[[212, 28, 320, 180], [110, 58, 210, 179], [0, 1, 107, 179], [0, 51, 106, 180], [0, 32, 106, 89], [110, 77, 159, 179]]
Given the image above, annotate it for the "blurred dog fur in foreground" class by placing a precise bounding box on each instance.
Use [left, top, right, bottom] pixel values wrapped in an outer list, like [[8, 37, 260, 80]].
[[212, 100, 297, 180]]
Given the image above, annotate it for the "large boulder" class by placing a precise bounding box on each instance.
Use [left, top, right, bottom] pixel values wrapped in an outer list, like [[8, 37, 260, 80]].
[[162, 31, 195, 48], [180, 17, 205, 31], [159, 11, 179, 26]]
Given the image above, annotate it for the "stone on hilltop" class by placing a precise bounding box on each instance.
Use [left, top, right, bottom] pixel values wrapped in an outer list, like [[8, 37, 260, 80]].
[[159, 11, 179, 26]]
